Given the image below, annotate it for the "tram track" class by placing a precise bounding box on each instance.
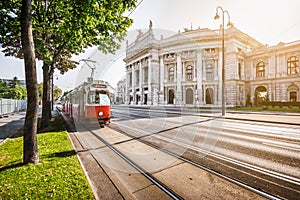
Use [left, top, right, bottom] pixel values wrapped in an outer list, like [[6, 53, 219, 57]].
[[106, 123, 286, 199], [86, 127, 184, 200], [74, 123, 267, 199], [109, 108, 300, 199], [60, 107, 299, 199]]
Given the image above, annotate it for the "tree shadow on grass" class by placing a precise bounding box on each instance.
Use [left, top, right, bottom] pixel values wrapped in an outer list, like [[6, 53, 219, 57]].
[[42, 150, 76, 159], [0, 162, 25, 172]]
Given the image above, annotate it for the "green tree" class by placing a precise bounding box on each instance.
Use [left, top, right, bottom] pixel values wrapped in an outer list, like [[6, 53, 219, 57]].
[[0, 84, 27, 100], [0, 78, 27, 100], [38, 82, 62, 102], [38, 82, 43, 101], [0, 0, 39, 164], [1, 0, 137, 128], [9, 76, 20, 87], [21, 0, 39, 164], [54, 86, 62, 101], [0, 81, 8, 97]]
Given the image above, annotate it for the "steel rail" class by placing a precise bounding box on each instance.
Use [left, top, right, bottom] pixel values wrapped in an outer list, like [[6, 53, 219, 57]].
[[87, 128, 183, 200], [108, 121, 297, 200], [112, 106, 300, 126]]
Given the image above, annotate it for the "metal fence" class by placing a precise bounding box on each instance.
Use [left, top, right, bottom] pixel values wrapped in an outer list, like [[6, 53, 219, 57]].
[[0, 98, 27, 116]]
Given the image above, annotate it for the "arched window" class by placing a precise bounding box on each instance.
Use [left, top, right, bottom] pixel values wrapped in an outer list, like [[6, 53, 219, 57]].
[[256, 62, 265, 78], [186, 65, 193, 80], [169, 67, 174, 81], [287, 56, 299, 75]]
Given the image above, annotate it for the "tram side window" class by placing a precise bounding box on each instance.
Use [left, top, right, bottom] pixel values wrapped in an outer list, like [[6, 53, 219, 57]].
[[95, 93, 100, 103], [88, 92, 95, 104]]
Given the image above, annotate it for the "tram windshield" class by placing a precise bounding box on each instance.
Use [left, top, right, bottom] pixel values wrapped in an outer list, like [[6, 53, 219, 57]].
[[88, 91, 110, 106]]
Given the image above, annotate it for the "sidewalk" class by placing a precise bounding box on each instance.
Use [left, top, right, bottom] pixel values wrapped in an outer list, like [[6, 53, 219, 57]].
[[0, 110, 59, 144], [0, 112, 25, 144]]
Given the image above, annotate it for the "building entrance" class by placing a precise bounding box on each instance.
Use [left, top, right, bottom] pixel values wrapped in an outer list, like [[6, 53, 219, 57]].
[[168, 89, 175, 104], [206, 88, 213, 104], [186, 88, 193, 104]]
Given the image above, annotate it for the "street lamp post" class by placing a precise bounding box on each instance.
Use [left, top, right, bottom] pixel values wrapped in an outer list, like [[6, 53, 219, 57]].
[[214, 6, 232, 116]]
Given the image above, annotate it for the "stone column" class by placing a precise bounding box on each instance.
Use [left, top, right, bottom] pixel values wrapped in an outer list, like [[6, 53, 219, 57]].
[[148, 58, 152, 105], [193, 61, 197, 81], [196, 50, 203, 105], [132, 64, 135, 105], [182, 62, 185, 82], [176, 54, 182, 105], [159, 57, 164, 105], [139, 61, 142, 105], [125, 67, 129, 104], [214, 59, 218, 80]]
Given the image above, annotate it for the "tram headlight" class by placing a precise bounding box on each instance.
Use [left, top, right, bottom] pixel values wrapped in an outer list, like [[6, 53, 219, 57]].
[[98, 111, 103, 116]]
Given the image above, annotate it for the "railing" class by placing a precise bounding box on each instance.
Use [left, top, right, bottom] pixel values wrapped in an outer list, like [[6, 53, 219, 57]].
[[0, 98, 27, 116]]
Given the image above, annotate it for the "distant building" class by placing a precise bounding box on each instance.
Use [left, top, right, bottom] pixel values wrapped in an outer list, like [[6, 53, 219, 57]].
[[123, 21, 300, 106], [0, 78, 26, 87], [115, 77, 126, 104]]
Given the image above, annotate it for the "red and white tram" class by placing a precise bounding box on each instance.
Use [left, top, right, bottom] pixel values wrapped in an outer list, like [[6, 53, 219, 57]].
[[63, 80, 111, 127]]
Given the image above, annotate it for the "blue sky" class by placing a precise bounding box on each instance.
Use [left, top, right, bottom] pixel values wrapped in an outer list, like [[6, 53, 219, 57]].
[[1, 0, 300, 91]]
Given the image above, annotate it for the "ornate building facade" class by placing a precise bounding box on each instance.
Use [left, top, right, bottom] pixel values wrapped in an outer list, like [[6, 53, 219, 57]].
[[123, 22, 300, 106]]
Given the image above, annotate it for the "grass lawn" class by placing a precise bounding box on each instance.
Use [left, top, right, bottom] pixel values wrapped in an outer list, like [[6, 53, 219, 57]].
[[0, 117, 94, 199]]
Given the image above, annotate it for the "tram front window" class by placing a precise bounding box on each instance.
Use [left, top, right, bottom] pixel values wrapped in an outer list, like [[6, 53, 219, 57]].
[[88, 91, 110, 105]]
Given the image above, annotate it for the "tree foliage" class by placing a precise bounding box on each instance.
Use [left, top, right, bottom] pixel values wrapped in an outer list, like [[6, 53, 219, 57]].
[[1, 0, 137, 128], [37, 82, 63, 101], [54, 86, 62, 101], [1, 0, 137, 68], [0, 77, 27, 100]]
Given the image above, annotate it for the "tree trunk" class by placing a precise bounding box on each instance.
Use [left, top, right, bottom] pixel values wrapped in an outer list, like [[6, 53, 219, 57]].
[[21, 0, 39, 164], [41, 63, 53, 128]]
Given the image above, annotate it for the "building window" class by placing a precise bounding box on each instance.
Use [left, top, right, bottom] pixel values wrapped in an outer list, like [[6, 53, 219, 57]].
[[136, 70, 139, 86], [238, 62, 242, 79], [169, 67, 174, 81], [205, 64, 213, 80], [129, 73, 132, 85], [144, 67, 148, 83], [287, 56, 299, 75], [256, 62, 265, 78], [186, 65, 193, 80]]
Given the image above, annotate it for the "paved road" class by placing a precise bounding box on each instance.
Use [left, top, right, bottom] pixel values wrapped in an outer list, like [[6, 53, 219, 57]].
[[0, 112, 25, 144], [109, 106, 300, 199]]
